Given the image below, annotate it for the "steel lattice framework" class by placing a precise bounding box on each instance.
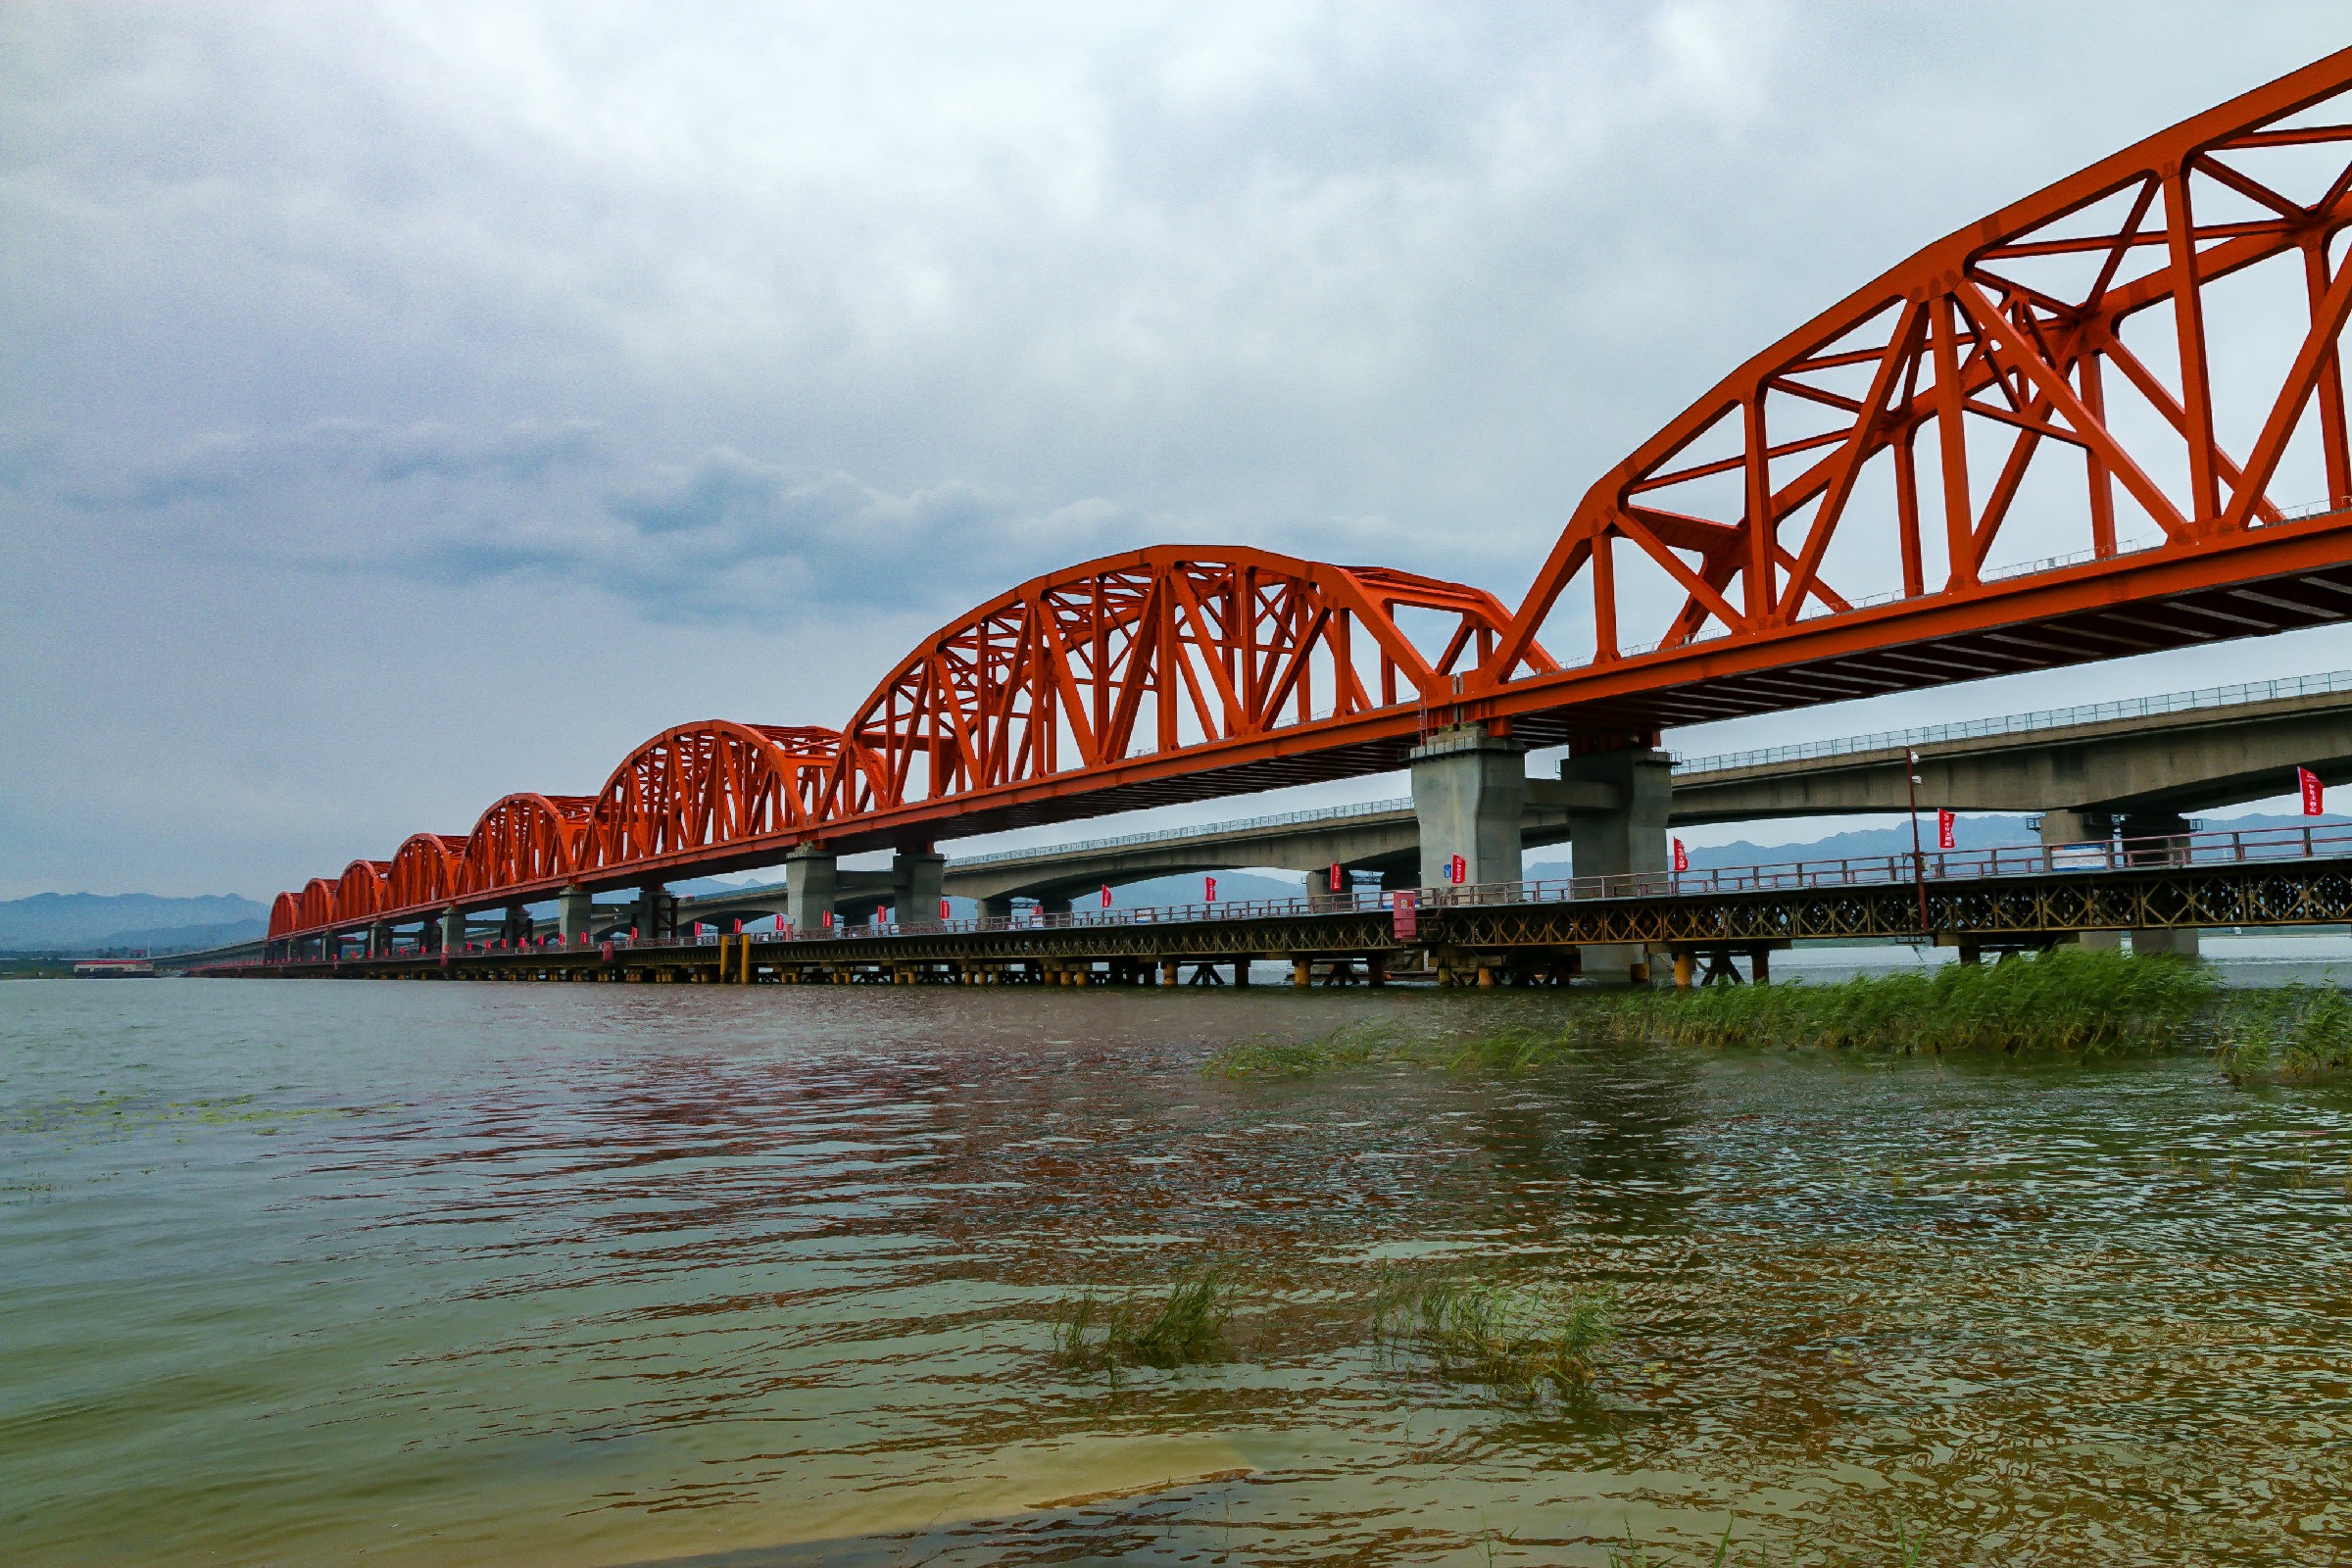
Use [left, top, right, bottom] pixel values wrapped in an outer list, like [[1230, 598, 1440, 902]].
[[1480, 47, 2352, 741], [268, 53, 2352, 943]]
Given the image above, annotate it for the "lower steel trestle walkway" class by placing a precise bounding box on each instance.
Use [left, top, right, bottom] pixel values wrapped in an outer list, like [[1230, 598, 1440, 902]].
[[206, 823, 2352, 988]]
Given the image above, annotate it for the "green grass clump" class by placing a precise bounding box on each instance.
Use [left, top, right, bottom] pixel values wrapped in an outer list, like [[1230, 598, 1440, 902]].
[[1373, 1265, 1616, 1396], [1208, 951, 2224, 1077], [1599, 947, 2217, 1059], [2216, 985, 2352, 1082], [1205, 1021, 1401, 1077], [1051, 1266, 1238, 1374]]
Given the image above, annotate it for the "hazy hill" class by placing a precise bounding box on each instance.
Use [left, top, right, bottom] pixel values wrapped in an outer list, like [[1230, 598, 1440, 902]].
[[0, 893, 270, 954]]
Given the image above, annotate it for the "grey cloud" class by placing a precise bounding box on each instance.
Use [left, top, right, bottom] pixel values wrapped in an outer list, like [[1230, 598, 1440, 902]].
[[78, 418, 606, 509], [446, 448, 1136, 622]]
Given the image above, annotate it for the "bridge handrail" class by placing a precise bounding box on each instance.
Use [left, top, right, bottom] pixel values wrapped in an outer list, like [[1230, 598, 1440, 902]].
[[1676, 667, 2352, 777]]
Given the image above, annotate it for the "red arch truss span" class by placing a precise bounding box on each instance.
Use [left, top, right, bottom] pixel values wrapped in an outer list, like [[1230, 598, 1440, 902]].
[[829, 546, 1545, 826], [1484, 48, 2352, 732], [335, 860, 391, 920], [386, 834, 467, 910], [298, 878, 337, 931], [579, 722, 846, 878], [268, 891, 302, 941], [460, 795, 593, 897]]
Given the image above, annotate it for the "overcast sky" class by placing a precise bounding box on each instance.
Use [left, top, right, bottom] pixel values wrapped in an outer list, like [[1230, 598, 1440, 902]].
[[5, 2, 2349, 899]]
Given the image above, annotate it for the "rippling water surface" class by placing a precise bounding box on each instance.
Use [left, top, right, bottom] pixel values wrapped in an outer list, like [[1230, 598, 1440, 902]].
[[5, 976, 2351, 1565]]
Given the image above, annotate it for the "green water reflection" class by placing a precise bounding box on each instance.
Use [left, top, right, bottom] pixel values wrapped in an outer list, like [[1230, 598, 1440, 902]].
[[4, 977, 2350, 1565]]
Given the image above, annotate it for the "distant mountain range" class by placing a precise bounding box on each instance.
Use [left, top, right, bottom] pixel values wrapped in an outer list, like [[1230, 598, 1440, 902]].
[[0, 893, 270, 956]]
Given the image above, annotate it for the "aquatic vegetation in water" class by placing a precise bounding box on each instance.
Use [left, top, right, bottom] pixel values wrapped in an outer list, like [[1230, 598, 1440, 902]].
[[1203, 1021, 1405, 1076], [1051, 1265, 1238, 1374], [1372, 1264, 1616, 1396], [1574, 948, 2216, 1059], [1204, 950, 2229, 1074], [2216, 984, 2352, 1083]]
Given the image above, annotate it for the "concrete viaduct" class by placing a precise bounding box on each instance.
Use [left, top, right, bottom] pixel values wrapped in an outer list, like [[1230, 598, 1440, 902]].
[[654, 670, 2352, 971]]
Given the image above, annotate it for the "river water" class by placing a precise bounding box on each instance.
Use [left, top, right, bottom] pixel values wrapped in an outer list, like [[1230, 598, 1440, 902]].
[[5, 973, 2350, 1566]]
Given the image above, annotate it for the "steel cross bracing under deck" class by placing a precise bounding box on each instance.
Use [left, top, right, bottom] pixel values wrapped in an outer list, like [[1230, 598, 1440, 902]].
[[266, 50, 2352, 946]]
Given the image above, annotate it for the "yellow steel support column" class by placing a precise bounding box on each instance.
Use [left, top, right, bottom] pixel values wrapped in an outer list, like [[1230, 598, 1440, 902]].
[[1291, 957, 1310, 988]]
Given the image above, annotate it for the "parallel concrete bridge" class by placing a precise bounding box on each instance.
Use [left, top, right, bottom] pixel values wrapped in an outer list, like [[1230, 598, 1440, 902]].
[[648, 667, 2352, 966]]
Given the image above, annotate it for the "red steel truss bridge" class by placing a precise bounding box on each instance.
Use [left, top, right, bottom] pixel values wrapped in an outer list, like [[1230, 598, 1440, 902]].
[[273, 50, 2352, 946]]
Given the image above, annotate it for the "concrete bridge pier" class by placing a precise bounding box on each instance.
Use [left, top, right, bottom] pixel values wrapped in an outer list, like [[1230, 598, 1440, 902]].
[[440, 908, 465, 954], [787, 848, 837, 933], [979, 894, 1014, 922], [558, 887, 593, 946], [369, 920, 394, 956], [2120, 809, 2200, 956], [631, 885, 674, 944], [1562, 746, 1673, 983], [1411, 724, 1526, 891], [892, 850, 946, 928]]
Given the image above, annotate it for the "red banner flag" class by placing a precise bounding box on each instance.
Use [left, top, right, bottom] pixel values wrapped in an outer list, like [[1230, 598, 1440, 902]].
[[732, 917, 742, 934], [1936, 808, 1956, 851], [1328, 862, 1344, 892], [1671, 837, 1689, 873], [1448, 854, 1466, 885], [1204, 875, 1217, 902], [2300, 766, 2325, 816], [1101, 884, 1113, 907], [939, 898, 951, 919], [821, 911, 833, 929]]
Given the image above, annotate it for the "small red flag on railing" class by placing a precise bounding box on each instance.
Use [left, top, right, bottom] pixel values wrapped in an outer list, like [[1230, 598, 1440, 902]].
[[733, 917, 742, 934], [1671, 837, 1689, 873], [2300, 766, 2325, 816], [939, 898, 951, 919], [1936, 808, 1956, 851], [1204, 875, 1217, 902], [1100, 884, 1113, 907]]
